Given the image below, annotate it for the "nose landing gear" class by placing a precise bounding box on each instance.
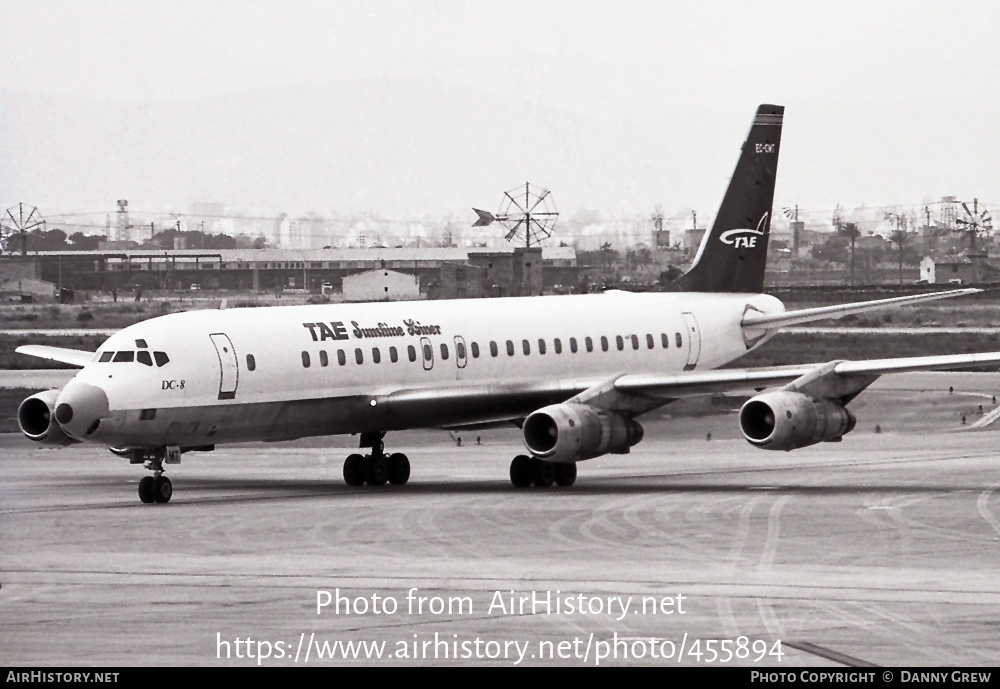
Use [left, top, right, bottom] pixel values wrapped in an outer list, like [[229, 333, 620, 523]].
[[138, 474, 173, 504], [131, 446, 181, 504]]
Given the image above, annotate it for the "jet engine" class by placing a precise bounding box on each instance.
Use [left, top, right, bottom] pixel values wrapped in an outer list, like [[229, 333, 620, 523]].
[[739, 391, 856, 451], [522, 403, 644, 463], [17, 389, 80, 446]]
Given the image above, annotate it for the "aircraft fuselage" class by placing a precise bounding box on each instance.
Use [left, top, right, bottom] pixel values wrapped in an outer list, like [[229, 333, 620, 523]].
[[57, 291, 784, 448]]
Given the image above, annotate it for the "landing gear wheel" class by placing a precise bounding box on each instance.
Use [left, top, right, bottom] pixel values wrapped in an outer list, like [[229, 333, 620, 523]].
[[138, 476, 155, 503], [387, 453, 410, 485], [152, 476, 173, 503], [510, 455, 533, 488], [343, 453, 366, 486], [365, 454, 388, 486], [531, 459, 555, 487], [554, 463, 577, 487]]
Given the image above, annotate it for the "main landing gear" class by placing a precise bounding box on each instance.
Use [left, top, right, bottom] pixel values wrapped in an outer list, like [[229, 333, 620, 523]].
[[343, 432, 410, 487], [130, 446, 181, 504], [138, 474, 172, 504], [509, 455, 576, 488]]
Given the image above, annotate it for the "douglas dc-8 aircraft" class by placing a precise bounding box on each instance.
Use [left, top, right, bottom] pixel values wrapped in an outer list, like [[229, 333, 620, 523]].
[[16, 104, 1000, 504]]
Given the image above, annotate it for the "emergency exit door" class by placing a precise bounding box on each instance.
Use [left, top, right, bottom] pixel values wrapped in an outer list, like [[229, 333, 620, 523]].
[[680, 312, 701, 371]]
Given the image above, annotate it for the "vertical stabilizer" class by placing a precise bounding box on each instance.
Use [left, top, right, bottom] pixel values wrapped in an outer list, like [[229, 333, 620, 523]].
[[668, 104, 783, 293]]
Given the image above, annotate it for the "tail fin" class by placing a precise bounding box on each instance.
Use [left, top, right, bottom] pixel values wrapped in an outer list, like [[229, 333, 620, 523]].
[[667, 104, 783, 293]]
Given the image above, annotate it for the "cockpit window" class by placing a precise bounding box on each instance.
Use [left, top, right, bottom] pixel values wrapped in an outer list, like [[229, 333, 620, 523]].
[[137, 351, 153, 366], [153, 351, 169, 367], [113, 351, 135, 362], [99, 352, 114, 362]]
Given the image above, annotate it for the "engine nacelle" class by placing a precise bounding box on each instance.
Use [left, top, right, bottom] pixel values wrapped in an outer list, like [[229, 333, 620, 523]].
[[739, 391, 856, 451], [17, 389, 80, 446], [523, 403, 644, 463]]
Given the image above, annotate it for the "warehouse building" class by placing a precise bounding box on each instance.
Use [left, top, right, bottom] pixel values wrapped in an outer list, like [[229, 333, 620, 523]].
[[342, 268, 421, 302], [3, 246, 577, 300]]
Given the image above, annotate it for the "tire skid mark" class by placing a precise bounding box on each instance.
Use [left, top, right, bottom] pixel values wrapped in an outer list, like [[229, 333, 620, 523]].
[[886, 491, 999, 545], [755, 494, 791, 641], [420, 494, 500, 562], [715, 597, 740, 639], [759, 495, 792, 570], [576, 497, 704, 557], [727, 496, 764, 570], [850, 599, 993, 663], [4, 567, 1000, 601], [976, 482, 1000, 537], [810, 600, 946, 666], [848, 600, 932, 636], [881, 494, 935, 564], [755, 597, 785, 638], [852, 502, 912, 570]]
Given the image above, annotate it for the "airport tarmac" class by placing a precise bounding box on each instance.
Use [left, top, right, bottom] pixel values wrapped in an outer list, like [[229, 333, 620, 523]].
[[2, 384, 1000, 667]]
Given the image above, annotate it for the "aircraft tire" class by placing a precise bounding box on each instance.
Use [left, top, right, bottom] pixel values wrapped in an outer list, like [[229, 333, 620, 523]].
[[509, 455, 533, 488], [387, 453, 410, 485], [531, 459, 555, 488], [153, 476, 173, 504], [138, 476, 155, 504], [365, 454, 389, 486], [343, 454, 366, 486], [554, 463, 577, 487]]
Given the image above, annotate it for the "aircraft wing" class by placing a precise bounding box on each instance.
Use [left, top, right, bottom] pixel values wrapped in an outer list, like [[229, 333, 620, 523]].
[[615, 351, 1000, 399], [374, 351, 1000, 427], [14, 345, 95, 368], [377, 378, 599, 428], [742, 288, 979, 329]]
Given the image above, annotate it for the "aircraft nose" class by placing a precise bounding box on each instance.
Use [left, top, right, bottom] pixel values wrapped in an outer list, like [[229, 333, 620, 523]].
[[55, 382, 110, 440]]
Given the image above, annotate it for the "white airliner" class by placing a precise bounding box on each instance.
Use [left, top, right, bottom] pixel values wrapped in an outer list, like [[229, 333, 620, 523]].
[[16, 104, 1000, 504]]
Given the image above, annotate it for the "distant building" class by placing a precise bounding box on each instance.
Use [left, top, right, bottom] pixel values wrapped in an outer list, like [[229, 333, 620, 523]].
[[684, 228, 706, 253], [920, 254, 999, 284], [0, 259, 55, 298], [12, 246, 575, 297], [789, 221, 804, 256], [97, 240, 141, 250], [799, 227, 831, 256], [342, 268, 421, 302], [653, 230, 671, 249], [429, 263, 490, 300], [466, 247, 544, 297]]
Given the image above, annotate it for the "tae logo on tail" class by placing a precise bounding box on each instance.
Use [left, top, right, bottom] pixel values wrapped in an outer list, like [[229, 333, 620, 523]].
[[719, 212, 769, 249]]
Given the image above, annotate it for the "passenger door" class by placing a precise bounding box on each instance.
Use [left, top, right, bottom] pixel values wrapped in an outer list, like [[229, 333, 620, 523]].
[[209, 333, 239, 399]]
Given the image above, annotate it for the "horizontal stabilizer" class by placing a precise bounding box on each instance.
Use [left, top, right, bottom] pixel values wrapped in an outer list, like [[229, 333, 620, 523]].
[[15, 345, 95, 368], [742, 289, 980, 329]]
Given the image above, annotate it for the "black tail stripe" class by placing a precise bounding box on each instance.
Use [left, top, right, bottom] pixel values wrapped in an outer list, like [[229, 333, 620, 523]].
[[668, 104, 784, 294]]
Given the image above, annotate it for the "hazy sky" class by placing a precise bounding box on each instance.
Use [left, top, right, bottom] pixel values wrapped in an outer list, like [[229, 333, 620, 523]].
[[1, 0, 998, 220], [2, 1, 994, 112]]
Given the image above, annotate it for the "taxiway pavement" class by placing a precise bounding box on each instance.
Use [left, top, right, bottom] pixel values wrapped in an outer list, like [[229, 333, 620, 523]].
[[2, 385, 1000, 666]]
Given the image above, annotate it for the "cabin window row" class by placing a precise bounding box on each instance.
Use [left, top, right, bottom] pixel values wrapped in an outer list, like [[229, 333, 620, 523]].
[[301, 345, 419, 368], [486, 333, 684, 357], [298, 332, 684, 368]]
